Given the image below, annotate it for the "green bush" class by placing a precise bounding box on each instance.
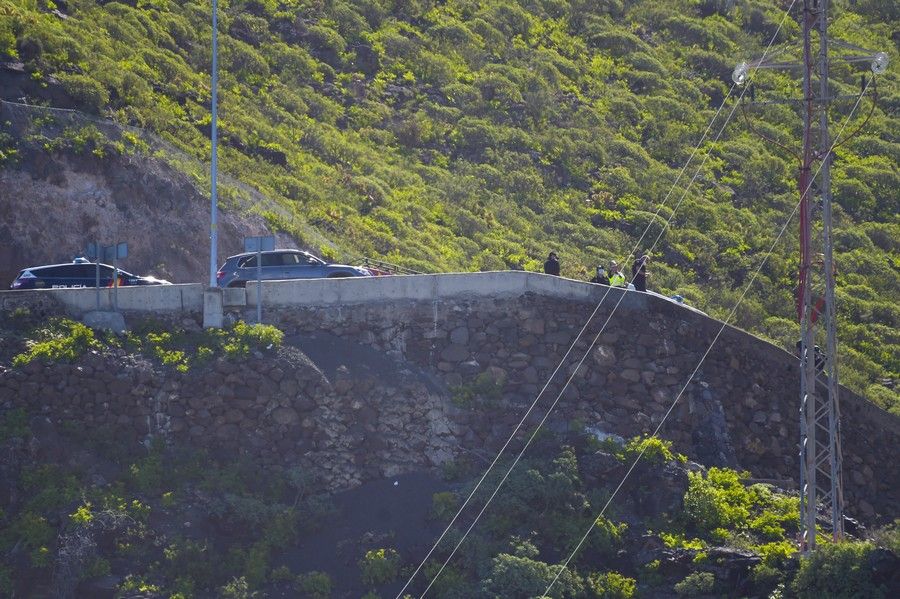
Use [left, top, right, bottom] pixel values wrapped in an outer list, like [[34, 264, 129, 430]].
[[587, 571, 636, 599], [223, 322, 284, 356], [56, 73, 109, 113], [589, 516, 628, 557], [872, 519, 900, 554], [484, 553, 585, 599], [13, 318, 99, 366], [683, 468, 753, 533], [0, 408, 30, 441], [451, 371, 505, 407], [359, 548, 401, 586], [431, 491, 459, 521], [220, 576, 258, 599], [296, 571, 332, 598], [674, 571, 716, 596], [791, 542, 886, 599], [620, 436, 684, 465]]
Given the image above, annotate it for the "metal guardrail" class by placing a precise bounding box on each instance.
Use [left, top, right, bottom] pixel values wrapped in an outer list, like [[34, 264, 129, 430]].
[[359, 257, 423, 276]]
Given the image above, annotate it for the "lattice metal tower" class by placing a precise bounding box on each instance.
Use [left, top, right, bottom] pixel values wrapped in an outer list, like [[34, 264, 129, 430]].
[[735, 0, 886, 552], [795, 0, 843, 553]]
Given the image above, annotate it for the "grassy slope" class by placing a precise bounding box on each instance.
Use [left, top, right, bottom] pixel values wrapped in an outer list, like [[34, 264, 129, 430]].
[[1, 0, 898, 410]]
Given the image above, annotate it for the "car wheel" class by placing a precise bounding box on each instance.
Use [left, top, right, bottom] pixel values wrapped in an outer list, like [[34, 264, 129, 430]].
[[228, 281, 247, 288]]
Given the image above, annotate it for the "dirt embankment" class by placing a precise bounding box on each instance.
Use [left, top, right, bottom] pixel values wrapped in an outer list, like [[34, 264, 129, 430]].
[[0, 146, 292, 286]]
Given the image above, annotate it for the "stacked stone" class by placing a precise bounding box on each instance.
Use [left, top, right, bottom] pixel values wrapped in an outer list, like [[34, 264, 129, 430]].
[[0, 290, 897, 521], [262, 293, 899, 522]]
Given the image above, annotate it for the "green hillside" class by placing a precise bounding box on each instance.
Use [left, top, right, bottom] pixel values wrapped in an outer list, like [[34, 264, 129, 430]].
[[1, 0, 898, 409]]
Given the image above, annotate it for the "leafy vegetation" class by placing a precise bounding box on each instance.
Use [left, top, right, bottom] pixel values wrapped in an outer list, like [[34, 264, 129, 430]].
[[0, 425, 333, 596], [792, 542, 887, 599], [1, 416, 894, 597], [359, 547, 401, 586], [11, 318, 99, 366], [1, 0, 897, 411], [11, 318, 283, 372], [683, 468, 800, 549], [125, 319, 283, 371], [586, 571, 636, 599]]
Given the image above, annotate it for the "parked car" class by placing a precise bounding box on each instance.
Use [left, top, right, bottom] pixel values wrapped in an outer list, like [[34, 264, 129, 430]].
[[9, 258, 171, 289], [216, 249, 372, 288]]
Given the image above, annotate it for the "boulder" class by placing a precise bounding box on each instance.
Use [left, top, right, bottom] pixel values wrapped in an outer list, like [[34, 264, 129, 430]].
[[271, 407, 299, 426]]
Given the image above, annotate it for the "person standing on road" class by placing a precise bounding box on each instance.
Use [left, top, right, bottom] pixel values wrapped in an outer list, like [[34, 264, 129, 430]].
[[544, 252, 560, 276], [590, 265, 609, 285], [608, 261, 626, 287], [632, 254, 650, 292]]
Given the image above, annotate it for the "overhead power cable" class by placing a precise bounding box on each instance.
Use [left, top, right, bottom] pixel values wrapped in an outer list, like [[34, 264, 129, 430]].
[[395, 52, 736, 599], [398, 4, 800, 596], [543, 75, 876, 597], [418, 84, 748, 597]]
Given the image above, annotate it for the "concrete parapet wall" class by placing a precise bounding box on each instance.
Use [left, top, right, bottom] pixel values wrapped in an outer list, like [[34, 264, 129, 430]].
[[0, 284, 203, 316], [250, 271, 646, 310], [3, 272, 649, 316]]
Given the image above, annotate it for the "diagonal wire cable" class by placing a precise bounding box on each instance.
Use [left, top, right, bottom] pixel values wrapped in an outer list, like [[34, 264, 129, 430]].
[[397, 0, 796, 599], [543, 75, 875, 596], [396, 66, 735, 599], [394, 38, 743, 599], [412, 7, 794, 597], [418, 82, 740, 598]]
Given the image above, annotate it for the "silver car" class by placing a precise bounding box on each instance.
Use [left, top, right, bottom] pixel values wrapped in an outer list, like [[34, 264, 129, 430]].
[[216, 249, 371, 288]]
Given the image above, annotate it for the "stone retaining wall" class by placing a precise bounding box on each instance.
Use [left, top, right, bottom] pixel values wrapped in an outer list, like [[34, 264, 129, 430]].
[[1, 283, 897, 523], [251, 291, 899, 522]]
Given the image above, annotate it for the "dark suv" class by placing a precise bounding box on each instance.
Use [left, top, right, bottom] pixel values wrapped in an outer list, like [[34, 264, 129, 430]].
[[9, 259, 171, 289], [216, 249, 371, 288]]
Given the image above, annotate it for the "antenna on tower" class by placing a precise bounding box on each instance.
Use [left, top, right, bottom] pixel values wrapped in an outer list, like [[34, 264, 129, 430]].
[[731, 0, 885, 553]]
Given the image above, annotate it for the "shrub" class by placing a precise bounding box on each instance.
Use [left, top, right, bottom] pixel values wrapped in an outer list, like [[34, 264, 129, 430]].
[[220, 576, 258, 599], [431, 492, 458, 521], [620, 436, 683, 465], [296, 571, 332, 598], [128, 447, 165, 493], [872, 519, 900, 554], [791, 542, 886, 599], [683, 468, 753, 533], [0, 408, 30, 441], [485, 553, 585, 598], [359, 548, 401, 586], [13, 318, 99, 366], [223, 322, 284, 356], [56, 73, 109, 113], [269, 565, 294, 581], [674, 571, 716, 596], [587, 571, 636, 599], [589, 516, 628, 557], [659, 532, 705, 550], [451, 371, 505, 407]]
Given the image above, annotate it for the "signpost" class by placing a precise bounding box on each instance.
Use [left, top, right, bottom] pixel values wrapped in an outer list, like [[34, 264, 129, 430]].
[[244, 236, 275, 324], [85, 241, 128, 311], [86, 242, 101, 309]]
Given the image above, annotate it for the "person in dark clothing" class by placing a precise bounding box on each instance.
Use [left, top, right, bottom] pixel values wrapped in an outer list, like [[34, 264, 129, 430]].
[[631, 254, 649, 292], [795, 340, 826, 373], [590, 265, 609, 285], [544, 252, 560, 276]]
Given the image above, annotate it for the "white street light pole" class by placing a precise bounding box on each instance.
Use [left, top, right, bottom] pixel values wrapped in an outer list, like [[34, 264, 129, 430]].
[[209, 0, 219, 288]]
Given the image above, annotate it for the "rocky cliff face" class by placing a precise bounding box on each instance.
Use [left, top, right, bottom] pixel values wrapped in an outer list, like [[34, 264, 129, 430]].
[[0, 100, 297, 287], [0, 147, 274, 286]]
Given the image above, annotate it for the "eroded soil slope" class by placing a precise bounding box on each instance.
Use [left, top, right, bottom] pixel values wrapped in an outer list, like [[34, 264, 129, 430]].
[[0, 146, 289, 286]]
